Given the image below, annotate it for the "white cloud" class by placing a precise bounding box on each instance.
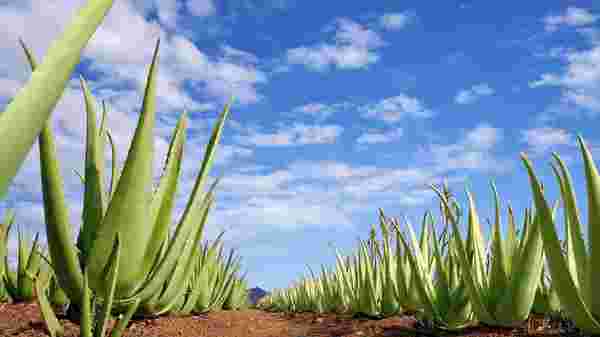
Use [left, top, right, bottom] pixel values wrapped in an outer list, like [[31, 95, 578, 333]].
[[544, 7, 598, 32], [356, 128, 403, 144], [454, 83, 495, 104], [286, 18, 386, 71], [360, 94, 433, 123], [418, 123, 509, 173], [236, 123, 343, 146], [530, 35, 600, 115], [520, 127, 573, 155], [187, 0, 216, 17], [465, 124, 501, 149], [292, 102, 352, 120], [379, 12, 415, 30]]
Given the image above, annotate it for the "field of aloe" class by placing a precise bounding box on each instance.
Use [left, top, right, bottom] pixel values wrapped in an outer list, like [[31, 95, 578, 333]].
[[1, 1, 600, 337]]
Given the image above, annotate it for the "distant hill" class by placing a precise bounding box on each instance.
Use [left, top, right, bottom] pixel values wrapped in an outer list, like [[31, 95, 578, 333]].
[[248, 287, 269, 306]]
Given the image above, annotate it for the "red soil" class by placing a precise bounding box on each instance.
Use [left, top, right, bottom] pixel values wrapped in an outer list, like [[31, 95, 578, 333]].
[[0, 303, 559, 337]]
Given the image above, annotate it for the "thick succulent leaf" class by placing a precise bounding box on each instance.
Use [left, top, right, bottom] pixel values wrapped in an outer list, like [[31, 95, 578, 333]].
[[465, 191, 487, 288], [488, 183, 508, 317], [551, 154, 587, 288], [0, 0, 114, 199], [129, 102, 230, 302], [576, 137, 600, 320], [141, 113, 187, 279], [94, 235, 121, 337], [106, 131, 119, 197], [21, 39, 85, 305], [145, 196, 213, 315], [87, 39, 160, 298], [80, 268, 92, 337], [431, 184, 494, 323], [34, 273, 64, 337], [501, 206, 544, 324], [78, 77, 106, 266], [504, 206, 518, 275], [521, 152, 600, 333]]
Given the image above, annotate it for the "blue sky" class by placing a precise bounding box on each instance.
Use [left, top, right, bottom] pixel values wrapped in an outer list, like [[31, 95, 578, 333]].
[[0, 0, 600, 291]]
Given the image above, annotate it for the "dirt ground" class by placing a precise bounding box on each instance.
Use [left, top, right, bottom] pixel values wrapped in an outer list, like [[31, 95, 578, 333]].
[[0, 302, 561, 337]]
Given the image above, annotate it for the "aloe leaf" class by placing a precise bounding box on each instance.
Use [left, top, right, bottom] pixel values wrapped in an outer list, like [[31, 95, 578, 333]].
[[504, 204, 544, 323], [80, 268, 92, 337], [431, 184, 494, 324], [20, 39, 85, 306], [78, 77, 106, 267], [488, 183, 508, 318], [551, 154, 587, 280], [22, 233, 42, 300], [396, 221, 438, 318], [551, 162, 585, 294], [94, 235, 121, 337], [141, 112, 187, 279], [152, 196, 214, 316], [87, 39, 160, 298], [109, 298, 140, 337], [573, 137, 600, 319], [0, 0, 115, 199], [106, 130, 119, 197], [34, 273, 64, 337], [129, 101, 229, 302], [521, 152, 600, 332]]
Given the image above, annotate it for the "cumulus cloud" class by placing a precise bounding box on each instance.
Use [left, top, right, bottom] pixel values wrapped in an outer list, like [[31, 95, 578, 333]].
[[529, 30, 600, 116], [360, 94, 433, 123], [235, 123, 343, 146], [356, 128, 403, 145], [544, 7, 598, 32], [286, 18, 386, 71], [520, 127, 574, 156], [292, 102, 352, 120], [417, 123, 510, 173], [454, 83, 495, 104], [187, 0, 217, 17]]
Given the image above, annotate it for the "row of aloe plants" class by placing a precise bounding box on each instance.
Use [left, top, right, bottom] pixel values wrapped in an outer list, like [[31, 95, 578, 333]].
[[260, 139, 599, 335], [0, 0, 250, 336]]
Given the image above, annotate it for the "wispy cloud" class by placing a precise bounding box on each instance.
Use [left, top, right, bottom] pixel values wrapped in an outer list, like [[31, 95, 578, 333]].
[[187, 0, 217, 17], [543, 7, 598, 32], [235, 123, 343, 146], [286, 18, 386, 71], [360, 94, 434, 123], [520, 127, 574, 156], [417, 123, 510, 173], [454, 83, 495, 104], [356, 128, 403, 145], [292, 102, 353, 121], [530, 20, 600, 117]]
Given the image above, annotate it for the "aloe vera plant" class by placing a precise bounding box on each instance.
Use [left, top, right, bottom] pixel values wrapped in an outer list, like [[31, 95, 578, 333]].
[[390, 214, 475, 330], [3, 226, 45, 302], [531, 264, 560, 315], [18, 26, 229, 337], [0, 210, 15, 302], [522, 136, 600, 334], [432, 182, 546, 327], [0, 0, 114, 200], [31, 35, 229, 309]]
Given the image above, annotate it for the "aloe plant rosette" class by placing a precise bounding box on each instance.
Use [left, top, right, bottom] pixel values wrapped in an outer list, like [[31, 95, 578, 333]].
[[20, 29, 230, 328], [432, 182, 546, 328], [522, 136, 600, 334], [390, 213, 475, 330]]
